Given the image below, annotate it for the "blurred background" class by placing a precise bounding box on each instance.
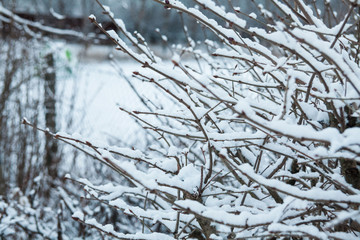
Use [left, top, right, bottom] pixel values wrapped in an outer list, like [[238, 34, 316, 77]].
[[1, 0, 347, 42]]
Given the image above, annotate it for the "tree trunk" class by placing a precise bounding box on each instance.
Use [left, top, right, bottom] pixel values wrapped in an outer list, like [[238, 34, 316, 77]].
[[44, 53, 59, 179]]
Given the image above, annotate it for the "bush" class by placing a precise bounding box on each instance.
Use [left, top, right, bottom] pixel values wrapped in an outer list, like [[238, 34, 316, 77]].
[[28, 0, 360, 239]]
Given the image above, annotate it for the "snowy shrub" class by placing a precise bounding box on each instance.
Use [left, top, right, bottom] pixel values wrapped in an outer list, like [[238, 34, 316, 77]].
[[24, 0, 360, 239]]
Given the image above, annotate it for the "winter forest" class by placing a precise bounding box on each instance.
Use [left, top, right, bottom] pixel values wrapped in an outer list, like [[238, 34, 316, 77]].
[[1, 0, 360, 239]]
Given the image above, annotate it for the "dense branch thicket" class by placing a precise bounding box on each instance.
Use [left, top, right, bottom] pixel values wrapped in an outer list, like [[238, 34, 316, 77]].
[[23, 0, 360, 239]]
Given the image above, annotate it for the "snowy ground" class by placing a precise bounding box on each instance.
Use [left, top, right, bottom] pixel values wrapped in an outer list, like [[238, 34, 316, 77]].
[[58, 44, 165, 147]]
